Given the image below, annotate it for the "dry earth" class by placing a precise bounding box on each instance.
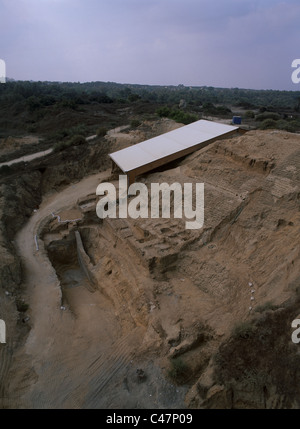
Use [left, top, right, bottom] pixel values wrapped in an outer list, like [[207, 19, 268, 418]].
[[0, 121, 300, 409]]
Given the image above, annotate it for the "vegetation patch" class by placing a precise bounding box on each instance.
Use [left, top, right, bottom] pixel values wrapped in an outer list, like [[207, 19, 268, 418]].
[[167, 357, 191, 384], [156, 106, 198, 124], [53, 134, 86, 152], [96, 127, 108, 137], [16, 300, 29, 313], [254, 301, 279, 313], [130, 119, 141, 128], [213, 296, 300, 408], [232, 321, 257, 340]]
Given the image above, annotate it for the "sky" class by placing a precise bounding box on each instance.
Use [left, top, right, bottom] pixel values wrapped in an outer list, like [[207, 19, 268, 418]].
[[0, 0, 300, 90]]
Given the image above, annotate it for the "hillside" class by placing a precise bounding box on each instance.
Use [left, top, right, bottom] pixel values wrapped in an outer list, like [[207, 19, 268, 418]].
[[0, 118, 299, 409]]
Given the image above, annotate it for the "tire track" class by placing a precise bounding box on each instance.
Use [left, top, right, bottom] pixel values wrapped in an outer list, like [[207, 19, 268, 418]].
[[66, 327, 144, 408]]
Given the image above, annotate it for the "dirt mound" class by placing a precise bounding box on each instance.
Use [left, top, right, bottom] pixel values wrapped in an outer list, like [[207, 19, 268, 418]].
[[0, 124, 299, 409]]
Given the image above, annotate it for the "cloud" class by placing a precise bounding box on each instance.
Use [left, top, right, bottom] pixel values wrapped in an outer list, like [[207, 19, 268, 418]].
[[0, 0, 299, 89]]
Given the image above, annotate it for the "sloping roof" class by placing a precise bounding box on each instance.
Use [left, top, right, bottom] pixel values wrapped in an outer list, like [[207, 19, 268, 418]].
[[109, 119, 238, 174]]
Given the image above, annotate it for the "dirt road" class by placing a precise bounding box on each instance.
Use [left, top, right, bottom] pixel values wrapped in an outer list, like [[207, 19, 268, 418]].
[[0, 149, 53, 168], [12, 171, 114, 407]]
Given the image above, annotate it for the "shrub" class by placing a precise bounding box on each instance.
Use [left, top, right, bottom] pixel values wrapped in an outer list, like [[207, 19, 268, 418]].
[[128, 93, 141, 102], [279, 120, 300, 133], [53, 134, 86, 152], [241, 368, 269, 389], [27, 95, 41, 111], [68, 124, 89, 137], [53, 141, 69, 152], [67, 134, 86, 146], [156, 106, 171, 118], [167, 357, 190, 383], [245, 110, 255, 119], [169, 109, 198, 125], [130, 119, 141, 128], [96, 127, 108, 137], [202, 103, 231, 117], [16, 300, 29, 312], [254, 301, 278, 313], [259, 119, 277, 130], [232, 321, 257, 339], [289, 120, 300, 132], [48, 125, 89, 143], [156, 106, 198, 124], [273, 120, 298, 132], [255, 112, 281, 122], [0, 165, 12, 176]]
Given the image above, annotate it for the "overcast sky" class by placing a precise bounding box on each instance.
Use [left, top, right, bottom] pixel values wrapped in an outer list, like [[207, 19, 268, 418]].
[[0, 0, 299, 90]]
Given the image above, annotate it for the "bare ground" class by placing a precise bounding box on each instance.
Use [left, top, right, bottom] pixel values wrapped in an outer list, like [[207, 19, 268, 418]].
[[1, 122, 300, 409]]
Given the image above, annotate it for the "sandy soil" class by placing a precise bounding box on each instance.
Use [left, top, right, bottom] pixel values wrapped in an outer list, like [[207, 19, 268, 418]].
[[7, 170, 187, 408], [2, 124, 300, 409]]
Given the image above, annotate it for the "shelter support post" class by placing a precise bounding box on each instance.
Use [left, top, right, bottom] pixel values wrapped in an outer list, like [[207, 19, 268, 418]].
[[127, 171, 136, 187]]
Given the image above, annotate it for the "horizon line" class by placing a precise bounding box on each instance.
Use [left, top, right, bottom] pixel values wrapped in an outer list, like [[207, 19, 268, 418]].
[[4, 77, 300, 93]]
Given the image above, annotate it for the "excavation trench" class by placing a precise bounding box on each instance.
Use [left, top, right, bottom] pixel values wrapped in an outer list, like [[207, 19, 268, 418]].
[[28, 202, 189, 409], [8, 172, 174, 408], [3, 127, 300, 409], [46, 231, 91, 311], [42, 206, 150, 328]]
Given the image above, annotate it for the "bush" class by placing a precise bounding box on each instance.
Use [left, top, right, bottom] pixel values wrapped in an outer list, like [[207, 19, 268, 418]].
[[156, 106, 198, 124], [130, 119, 141, 128], [240, 368, 270, 389], [277, 120, 300, 133], [96, 127, 107, 137], [256, 117, 300, 132], [202, 103, 231, 117], [68, 124, 89, 137], [169, 109, 198, 125], [27, 95, 41, 112], [167, 357, 190, 384], [48, 124, 89, 143], [67, 134, 86, 146], [245, 110, 255, 119], [254, 301, 278, 313], [259, 119, 277, 130], [128, 93, 141, 102], [53, 141, 69, 152], [16, 300, 29, 312], [232, 321, 257, 339], [156, 106, 171, 118], [0, 165, 12, 176], [53, 134, 86, 152], [274, 120, 294, 132], [255, 112, 281, 122], [289, 120, 300, 132]]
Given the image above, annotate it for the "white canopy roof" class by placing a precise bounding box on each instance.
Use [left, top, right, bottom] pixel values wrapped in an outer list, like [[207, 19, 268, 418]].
[[109, 119, 238, 173]]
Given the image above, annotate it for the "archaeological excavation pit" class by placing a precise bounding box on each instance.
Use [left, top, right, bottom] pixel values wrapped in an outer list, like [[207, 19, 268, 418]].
[[40, 198, 154, 330]]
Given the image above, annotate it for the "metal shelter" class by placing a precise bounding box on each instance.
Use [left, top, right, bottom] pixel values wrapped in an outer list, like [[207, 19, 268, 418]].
[[109, 119, 239, 184]]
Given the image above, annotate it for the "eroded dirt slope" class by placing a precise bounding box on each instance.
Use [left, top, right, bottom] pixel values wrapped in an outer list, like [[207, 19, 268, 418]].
[[1, 125, 300, 409]]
